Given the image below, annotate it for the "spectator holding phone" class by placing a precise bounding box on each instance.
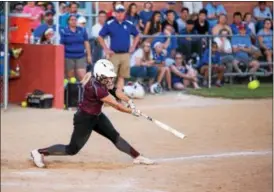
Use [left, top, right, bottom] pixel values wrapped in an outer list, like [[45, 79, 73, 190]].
[[199, 42, 225, 87], [152, 23, 176, 59]]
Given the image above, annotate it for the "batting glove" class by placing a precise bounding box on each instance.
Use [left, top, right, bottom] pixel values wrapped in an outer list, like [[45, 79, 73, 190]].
[[131, 108, 141, 117], [127, 99, 136, 109]]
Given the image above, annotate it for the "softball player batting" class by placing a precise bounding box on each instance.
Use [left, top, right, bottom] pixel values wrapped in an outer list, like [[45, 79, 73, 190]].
[[31, 59, 154, 168]]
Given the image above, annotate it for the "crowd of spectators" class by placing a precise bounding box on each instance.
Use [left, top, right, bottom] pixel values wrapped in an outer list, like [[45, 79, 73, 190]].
[[9, 1, 273, 92]]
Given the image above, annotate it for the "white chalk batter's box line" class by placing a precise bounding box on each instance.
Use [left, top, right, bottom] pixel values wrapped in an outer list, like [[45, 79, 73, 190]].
[[154, 150, 272, 162]]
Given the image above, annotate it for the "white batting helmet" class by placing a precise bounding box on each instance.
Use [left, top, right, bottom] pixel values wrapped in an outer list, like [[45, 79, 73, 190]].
[[93, 59, 117, 79], [123, 82, 145, 99]]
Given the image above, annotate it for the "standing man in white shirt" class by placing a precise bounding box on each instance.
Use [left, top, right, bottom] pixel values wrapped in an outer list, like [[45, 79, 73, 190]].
[[91, 10, 108, 63]]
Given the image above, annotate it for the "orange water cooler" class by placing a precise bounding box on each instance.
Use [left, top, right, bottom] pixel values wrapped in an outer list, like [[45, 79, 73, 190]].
[[9, 13, 32, 44]]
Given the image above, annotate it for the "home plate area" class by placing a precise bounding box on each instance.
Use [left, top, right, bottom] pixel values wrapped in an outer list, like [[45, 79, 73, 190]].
[[1, 94, 272, 192]]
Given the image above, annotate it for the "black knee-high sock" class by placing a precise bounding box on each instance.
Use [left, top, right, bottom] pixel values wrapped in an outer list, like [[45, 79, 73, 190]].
[[114, 136, 140, 158], [38, 144, 68, 156]]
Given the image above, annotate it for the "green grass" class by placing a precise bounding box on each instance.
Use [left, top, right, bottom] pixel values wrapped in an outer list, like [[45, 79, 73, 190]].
[[187, 84, 273, 99]]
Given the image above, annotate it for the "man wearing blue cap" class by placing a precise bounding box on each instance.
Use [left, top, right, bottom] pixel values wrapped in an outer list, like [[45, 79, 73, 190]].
[[98, 4, 140, 91]]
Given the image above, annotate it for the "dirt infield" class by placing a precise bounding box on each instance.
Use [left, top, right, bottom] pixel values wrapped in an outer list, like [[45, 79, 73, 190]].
[[1, 93, 272, 192]]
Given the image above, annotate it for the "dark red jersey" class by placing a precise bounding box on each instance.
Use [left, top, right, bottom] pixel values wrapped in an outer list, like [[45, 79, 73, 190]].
[[78, 78, 109, 115]]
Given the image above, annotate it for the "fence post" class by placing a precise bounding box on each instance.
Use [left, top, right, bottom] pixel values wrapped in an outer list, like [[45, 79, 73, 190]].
[[208, 38, 212, 88], [54, 2, 60, 45], [3, 2, 9, 110]]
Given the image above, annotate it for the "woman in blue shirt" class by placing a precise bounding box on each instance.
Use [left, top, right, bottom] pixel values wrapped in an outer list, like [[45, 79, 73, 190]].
[[258, 18, 273, 72], [126, 3, 140, 27], [139, 2, 153, 31], [170, 52, 200, 90], [60, 15, 92, 80]]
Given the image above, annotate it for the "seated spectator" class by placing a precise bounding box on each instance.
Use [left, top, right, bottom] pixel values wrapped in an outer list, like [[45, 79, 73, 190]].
[[243, 12, 258, 50], [253, 1, 272, 32], [143, 11, 162, 36], [258, 18, 273, 72], [59, 2, 81, 29], [212, 14, 232, 35], [130, 41, 157, 87], [23, 1, 44, 30], [45, 2, 55, 15], [126, 3, 140, 27], [176, 7, 189, 32], [194, 9, 209, 34], [231, 24, 260, 75], [170, 52, 200, 90], [77, 16, 87, 28], [153, 42, 172, 90], [139, 2, 154, 31], [34, 10, 55, 39], [40, 28, 54, 44], [107, 1, 124, 20], [198, 42, 225, 87], [230, 12, 251, 35], [160, 2, 179, 22], [178, 20, 201, 59], [243, 12, 256, 35], [182, 2, 203, 15], [214, 29, 234, 73], [162, 10, 179, 33], [152, 24, 177, 59], [204, 2, 227, 29]]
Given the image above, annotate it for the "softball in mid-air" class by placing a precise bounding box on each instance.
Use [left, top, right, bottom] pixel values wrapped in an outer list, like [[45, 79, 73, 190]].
[[248, 80, 260, 90]]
